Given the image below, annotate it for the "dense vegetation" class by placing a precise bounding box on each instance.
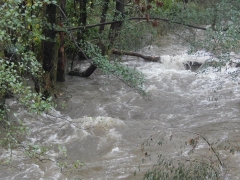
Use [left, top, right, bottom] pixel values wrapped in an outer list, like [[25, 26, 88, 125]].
[[0, 0, 239, 178]]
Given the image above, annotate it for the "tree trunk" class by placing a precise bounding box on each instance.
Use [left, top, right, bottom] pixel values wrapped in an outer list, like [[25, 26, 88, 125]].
[[57, 0, 66, 82], [99, 0, 110, 33], [98, 0, 110, 55], [0, 98, 5, 110], [109, 0, 125, 45], [0, 96, 6, 120], [77, 0, 88, 60], [42, 3, 57, 97], [111, 49, 160, 62], [79, 0, 87, 26]]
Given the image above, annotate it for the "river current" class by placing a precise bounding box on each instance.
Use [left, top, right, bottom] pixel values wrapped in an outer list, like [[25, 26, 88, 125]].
[[1, 35, 240, 179]]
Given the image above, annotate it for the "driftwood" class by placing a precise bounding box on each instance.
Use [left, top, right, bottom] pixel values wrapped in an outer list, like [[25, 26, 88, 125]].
[[111, 49, 160, 62], [68, 64, 97, 77], [68, 48, 160, 78], [183, 61, 202, 72]]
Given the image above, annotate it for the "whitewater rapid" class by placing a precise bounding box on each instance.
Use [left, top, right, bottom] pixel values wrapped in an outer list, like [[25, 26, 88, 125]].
[[1, 35, 240, 179]]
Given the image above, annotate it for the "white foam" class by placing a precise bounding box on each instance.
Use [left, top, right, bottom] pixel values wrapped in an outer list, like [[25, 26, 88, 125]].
[[111, 147, 120, 153], [77, 116, 127, 129]]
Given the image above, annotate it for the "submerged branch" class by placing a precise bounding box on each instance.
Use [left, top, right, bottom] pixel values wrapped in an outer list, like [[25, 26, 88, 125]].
[[68, 64, 97, 77]]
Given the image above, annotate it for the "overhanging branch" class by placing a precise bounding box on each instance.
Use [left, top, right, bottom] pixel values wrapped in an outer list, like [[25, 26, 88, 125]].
[[129, 17, 207, 31], [65, 17, 207, 32], [67, 21, 123, 31]]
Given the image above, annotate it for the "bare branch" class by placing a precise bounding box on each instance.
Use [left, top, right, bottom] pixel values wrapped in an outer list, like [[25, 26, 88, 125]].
[[64, 17, 207, 32], [181, 130, 224, 167], [111, 48, 160, 62]]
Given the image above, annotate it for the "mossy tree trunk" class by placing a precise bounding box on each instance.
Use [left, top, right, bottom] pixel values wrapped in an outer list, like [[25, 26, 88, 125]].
[[42, 3, 57, 97]]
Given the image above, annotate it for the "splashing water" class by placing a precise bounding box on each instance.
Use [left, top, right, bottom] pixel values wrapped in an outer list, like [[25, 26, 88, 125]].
[[1, 35, 240, 180]]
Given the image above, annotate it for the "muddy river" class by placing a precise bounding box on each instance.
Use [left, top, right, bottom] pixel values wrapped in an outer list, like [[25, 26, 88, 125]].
[[1, 35, 240, 179]]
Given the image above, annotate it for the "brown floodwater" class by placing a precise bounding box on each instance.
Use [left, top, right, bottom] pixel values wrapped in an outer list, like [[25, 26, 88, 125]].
[[1, 35, 240, 180]]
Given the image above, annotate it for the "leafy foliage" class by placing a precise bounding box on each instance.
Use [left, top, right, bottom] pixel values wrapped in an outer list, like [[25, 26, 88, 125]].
[[113, 21, 157, 51], [0, 0, 53, 158], [198, 1, 240, 55], [1, 0, 240, 177], [81, 42, 146, 93]]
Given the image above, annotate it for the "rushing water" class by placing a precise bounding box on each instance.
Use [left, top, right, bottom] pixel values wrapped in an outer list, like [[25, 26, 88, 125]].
[[1, 35, 240, 179]]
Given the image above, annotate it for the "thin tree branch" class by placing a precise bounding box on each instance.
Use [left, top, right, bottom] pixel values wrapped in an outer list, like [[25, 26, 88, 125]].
[[65, 21, 121, 31], [55, 4, 89, 61], [129, 17, 207, 31], [64, 17, 207, 32], [180, 130, 224, 167]]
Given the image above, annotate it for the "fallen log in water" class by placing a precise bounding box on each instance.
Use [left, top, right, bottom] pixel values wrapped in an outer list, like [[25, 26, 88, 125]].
[[111, 49, 160, 62], [183, 61, 202, 72], [68, 64, 97, 77]]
